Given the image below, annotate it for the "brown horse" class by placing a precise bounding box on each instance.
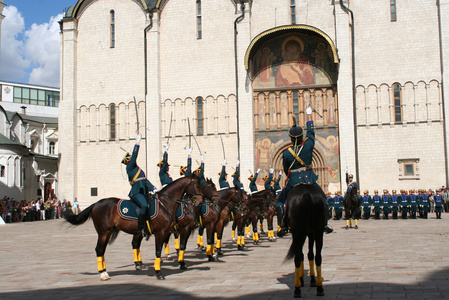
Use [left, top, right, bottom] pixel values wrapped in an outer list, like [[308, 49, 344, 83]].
[[247, 189, 277, 243], [344, 187, 360, 229], [229, 192, 251, 250], [63, 174, 204, 281]]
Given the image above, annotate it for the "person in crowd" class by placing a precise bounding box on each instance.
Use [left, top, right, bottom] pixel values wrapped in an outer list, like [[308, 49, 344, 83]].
[[333, 191, 343, 220], [381, 189, 391, 220], [408, 189, 418, 219], [390, 190, 400, 219], [361, 190, 372, 220], [434, 189, 444, 219], [372, 190, 382, 220], [399, 189, 409, 219]]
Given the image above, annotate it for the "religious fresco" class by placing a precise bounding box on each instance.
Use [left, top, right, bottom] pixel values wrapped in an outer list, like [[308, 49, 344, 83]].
[[252, 33, 337, 90], [254, 128, 340, 192]]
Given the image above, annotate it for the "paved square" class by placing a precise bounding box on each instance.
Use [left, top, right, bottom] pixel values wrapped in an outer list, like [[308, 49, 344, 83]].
[[1, 215, 448, 299]]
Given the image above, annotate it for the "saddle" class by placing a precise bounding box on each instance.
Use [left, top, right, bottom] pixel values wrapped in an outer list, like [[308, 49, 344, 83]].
[[117, 196, 159, 221]]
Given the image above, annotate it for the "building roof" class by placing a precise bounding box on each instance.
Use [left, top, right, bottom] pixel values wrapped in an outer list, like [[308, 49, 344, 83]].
[[6, 111, 58, 125], [64, 0, 158, 18], [0, 133, 23, 146]]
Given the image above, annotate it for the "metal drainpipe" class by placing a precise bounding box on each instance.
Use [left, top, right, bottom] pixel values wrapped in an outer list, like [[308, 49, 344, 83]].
[[339, 0, 360, 187], [437, 1, 448, 187], [144, 12, 153, 175], [234, 1, 245, 161]]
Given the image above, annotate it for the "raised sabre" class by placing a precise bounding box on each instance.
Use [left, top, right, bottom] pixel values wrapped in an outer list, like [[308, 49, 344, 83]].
[[220, 135, 226, 160], [166, 111, 173, 145], [187, 117, 192, 149], [133, 96, 139, 134]]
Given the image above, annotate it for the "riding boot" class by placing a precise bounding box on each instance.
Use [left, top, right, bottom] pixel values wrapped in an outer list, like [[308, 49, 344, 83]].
[[138, 214, 146, 237], [276, 206, 288, 237]]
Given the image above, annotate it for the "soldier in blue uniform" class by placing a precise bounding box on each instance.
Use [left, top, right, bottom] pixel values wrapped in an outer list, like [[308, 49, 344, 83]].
[[372, 190, 382, 219], [408, 189, 418, 219], [179, 148, 193, 176], [417, 189, 428, 219], [390, 189, 400, 219], [399, 189, 409, 219], [326, 192, 334, 220], [276, 107, 333, 237], [158, 144, 173, 187], [264, 168, 274, 190], [356, 190, 363, 219], [218, 159, 230, 189], [248, 168, 260, 193], [232, 160, 246, 193], [333, 191, 343, 220], [434, 189, 444, 219], [361, 190, 372, 219], [381, 189, 391, 219], [122, 134, 158, 237], [273, 171, 282, 195]]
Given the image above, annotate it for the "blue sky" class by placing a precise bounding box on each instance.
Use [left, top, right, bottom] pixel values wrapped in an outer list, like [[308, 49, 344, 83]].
[[1, 0, 77, 87]]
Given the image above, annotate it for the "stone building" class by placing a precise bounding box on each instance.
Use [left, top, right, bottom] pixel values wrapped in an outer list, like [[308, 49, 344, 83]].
[[59, 0, 449, 208]]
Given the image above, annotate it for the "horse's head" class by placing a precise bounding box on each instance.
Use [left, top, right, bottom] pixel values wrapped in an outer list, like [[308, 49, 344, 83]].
[[201, 178, 220, 203], [183, 173, 204, 206]]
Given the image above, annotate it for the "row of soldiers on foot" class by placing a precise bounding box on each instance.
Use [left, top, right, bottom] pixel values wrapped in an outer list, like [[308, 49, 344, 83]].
[[326, 188, 445, 220]]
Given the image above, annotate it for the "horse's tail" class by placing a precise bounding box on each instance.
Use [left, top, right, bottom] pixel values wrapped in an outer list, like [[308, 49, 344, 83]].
[[63, 203, 94, 225], [285, 192, 312, 261]]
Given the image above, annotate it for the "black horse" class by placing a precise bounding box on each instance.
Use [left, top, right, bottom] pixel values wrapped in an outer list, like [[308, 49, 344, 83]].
[[286, 184, 325, 298], [344, 187, 360, 229]]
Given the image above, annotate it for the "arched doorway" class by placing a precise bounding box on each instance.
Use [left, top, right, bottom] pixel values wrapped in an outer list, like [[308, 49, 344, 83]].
[[247, 25, 341, 192]]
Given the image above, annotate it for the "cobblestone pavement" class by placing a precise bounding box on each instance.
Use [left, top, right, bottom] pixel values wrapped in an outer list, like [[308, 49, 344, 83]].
[[1, 214, 449, 299]]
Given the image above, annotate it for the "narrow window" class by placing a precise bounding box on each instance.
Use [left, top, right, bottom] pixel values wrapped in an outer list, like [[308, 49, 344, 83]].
[[292, 91, 299, 121], [49, 142, 55, 155], [196, 97, 204, 135], [390, 0, 397, 22], [1, 166, 5, 177], [110, 10, 115, 48], [404, 164, 414, 176], [197, 1, 202, 39], [393, 83, 402, 123], [110, 104, 116, 140], [290, 0, 296, 24]]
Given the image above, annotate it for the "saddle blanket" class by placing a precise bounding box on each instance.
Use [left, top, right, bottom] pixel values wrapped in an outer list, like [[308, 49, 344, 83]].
[[117, 198, 186, 221]]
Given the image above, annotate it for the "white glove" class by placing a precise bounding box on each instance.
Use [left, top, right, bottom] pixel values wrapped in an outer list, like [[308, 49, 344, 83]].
[[136, 134, 142, 143], [237, 160, 240, 165], [269, 168, 274, 173], [201, 154, 204, 161], [279, 170, 282, 176], [257, 168, 260, 173], [188, 148, 193, 155], [306, 106, 312, 115], [163, 144, 169, 152], [152, 187, 158, 193], [223, 159, 227, 165], [345, 168, 349, 173]]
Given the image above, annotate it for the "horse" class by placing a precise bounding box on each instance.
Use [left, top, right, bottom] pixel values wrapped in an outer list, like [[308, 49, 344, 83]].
[[229, 192, 250, 250], [162, 178, 220, 268], [247, 189, 277, 243], [285, 184, 326, 298], [344, 187, 360, 229], [63, 174, 204, 281]]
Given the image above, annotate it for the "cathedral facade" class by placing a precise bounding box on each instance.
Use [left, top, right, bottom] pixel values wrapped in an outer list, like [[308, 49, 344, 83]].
[[59, 0, 449, 208]]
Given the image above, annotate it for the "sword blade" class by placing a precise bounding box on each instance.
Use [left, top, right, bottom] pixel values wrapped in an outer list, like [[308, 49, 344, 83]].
[[133, 96, 139, 134]]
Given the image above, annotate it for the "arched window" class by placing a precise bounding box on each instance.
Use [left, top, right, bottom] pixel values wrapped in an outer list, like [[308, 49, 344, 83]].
[[390, 0, 397, 22], [196, 98, 204, 135], [110, 104, 116, 140], [292, 91, 299, 121], [1, 165, 5, 177], [110, 10, 115, 48], [196, 1, 202, 39], [393, 83, 402, 123], [49, 141, 55, 155], [290, 0, 296, 24]]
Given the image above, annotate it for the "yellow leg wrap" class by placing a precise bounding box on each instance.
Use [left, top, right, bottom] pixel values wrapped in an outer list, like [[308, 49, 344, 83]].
[[316, 266, 323, 286], [165, 243, 169, 255], [178, 250, 185, 262], [299, 261, 305, 277], [97, 256, 105, 272], [215, 232, 218, 241], [252, 232, 256, 240], [206, 245, 212, 256], [216, 239, 222, 249], [133, 249, 139, 262], [232, 230, 235, 239], [197, 234, 201, 246], [294, 267, 302, 287], [200, 236, 204, 247], [237, 236, 241, 245], [245, 226, 250, 235], [309, 260, 315, 277], [241, 236, 245, 246], [256, 232, 260, 241], [346, 219, 349, 227], [260, 223, 264, 231], [355, 219, 358, 226], [212, 245, 215, 254], [175, 238, 180, 250], [154, 257, 161, 271], [277, 225, 281, 232]]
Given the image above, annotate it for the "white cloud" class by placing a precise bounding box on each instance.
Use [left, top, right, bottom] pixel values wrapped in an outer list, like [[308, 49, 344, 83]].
[[0, 6, 63, 87], [0, 5, 30, 81]]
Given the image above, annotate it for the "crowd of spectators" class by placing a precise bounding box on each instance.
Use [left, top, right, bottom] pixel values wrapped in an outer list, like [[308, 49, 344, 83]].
[[0, 196, 79, 223]]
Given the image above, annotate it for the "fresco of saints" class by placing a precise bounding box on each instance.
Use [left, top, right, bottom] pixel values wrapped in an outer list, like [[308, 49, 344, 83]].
[[276, 37, 314, 88]]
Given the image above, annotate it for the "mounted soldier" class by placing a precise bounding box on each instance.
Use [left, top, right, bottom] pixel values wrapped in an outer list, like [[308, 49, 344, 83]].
[[122, 134, 158, 237], [273, 171, 282, 195], [343, 172, 357, 206], [264, 169, 274, 190], [218, 159, 230, 189], [276, 106, 333, 237], [179, 148, 193, 177], [248, 168, 260, 193], [232, 160, 246, 193], [158, 144, 173, 187]]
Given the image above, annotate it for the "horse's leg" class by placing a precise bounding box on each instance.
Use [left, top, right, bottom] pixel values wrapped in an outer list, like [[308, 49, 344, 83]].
[[314, 232, 324, 296], [197, 226, 205, 251], [163, 232, 172, 260], [231, 219, 237, 242], [307, 234, 316, 287], [237, 216, 246, 250], [251, 212, 260, 245], [178, 227, 191, 270], [354, 211, 358, 229], [245, 215, 251, 238], [259, 215, 264, 234], [215, 218, 225, 256], [267, 208, 276, 241], [154, 232, 167, 280], [293, 236, 306, 298], [207, 223, 217, 261], [174, 230, 180, 254], [95, 231, 113, 281], [132, 234, 147, 270]]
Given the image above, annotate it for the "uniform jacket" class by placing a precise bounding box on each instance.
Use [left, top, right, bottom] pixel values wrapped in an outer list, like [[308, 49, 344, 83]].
[[127, 144, 155, 199], [219, 165, 230, 189], [249, 172, 259, 192], [159, 152, 173, 186]]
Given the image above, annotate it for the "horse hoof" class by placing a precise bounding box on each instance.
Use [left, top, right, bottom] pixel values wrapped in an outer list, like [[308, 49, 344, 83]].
[[100, 271, 111, 281], [155, 271, 165, 280], [135, 262, 147, 271], [179, 263, 187, 270], [300, 277, 304, 287], [208, 256, 215, 262], [310, 276, 316, 287], [355, 225, 358, 229], [316, 286, 324, 296], [166, 255, 172, 261], [217, 249, 224, 256], [294, 287, 301, 298], [238, 245, 244, 251], [232, 238, 237, 242]]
